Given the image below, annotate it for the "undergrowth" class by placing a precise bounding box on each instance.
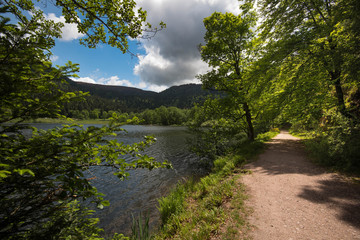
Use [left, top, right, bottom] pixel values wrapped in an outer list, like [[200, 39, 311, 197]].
[[290, 115, 360, 175], [256, 128, 280, 142], [154, 134, 270, 240]]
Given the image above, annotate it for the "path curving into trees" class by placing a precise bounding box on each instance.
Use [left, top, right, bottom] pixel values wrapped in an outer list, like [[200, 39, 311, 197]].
[[242, 131, 360, 239]]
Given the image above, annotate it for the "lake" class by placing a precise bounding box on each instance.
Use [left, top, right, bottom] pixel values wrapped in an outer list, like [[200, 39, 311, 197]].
[[31, 124, 206, 236]]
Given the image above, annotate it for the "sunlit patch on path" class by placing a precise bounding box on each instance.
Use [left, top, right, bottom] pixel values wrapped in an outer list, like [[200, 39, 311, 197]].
[[242, 131, 360, 240]]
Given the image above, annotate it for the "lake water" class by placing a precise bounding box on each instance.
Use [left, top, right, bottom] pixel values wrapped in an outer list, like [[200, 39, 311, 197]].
[[31, 124, 206, 236]]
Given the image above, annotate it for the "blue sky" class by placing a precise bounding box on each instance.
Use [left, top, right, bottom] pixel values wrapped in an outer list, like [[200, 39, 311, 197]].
[[41, 0, 241, 92]]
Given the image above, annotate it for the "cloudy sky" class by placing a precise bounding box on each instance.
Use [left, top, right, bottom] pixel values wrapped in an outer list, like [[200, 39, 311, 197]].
[[47, 0, 241, 92]]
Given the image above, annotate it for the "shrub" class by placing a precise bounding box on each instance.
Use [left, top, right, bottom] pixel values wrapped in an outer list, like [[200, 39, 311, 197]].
[[303, 111, 360, 173]]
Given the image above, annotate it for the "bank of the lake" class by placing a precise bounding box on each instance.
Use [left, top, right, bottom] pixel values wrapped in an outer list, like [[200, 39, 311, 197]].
[[25, 118, 110, 125], [29, 123, 209, 237], [27, 118, 188, 127], [151, 130, 279, 239], [28, 122, 278, 238]]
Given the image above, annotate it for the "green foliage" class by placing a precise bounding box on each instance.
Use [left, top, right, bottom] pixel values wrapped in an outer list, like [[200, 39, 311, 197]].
[[157, 181, 190, 226], [0, 4, 81, 124], [198, 8, 259, 141], [153, 126, 275, 239], [193, 0, 360, 173], [131, 212, 151, 240], [0, 115, 171, 238], [60, 80, 213, 115], [254, 0, 360, 172], [156, 175, 228, 239], [221, 183, 249, 240], [296, 111, 360, 173], [213, 155, 246, 177], [188, 98, 254, 163], [189, 119, 245, 161], [0, 0, 171, 238], [54, 0, 164, 53], [24, 200, 104, 240], [137, 106, 189, 126], [258, 0, 360, 119], [154, 138, 265, 239], [256, 128, 280, 142], [155, 106, 187, 126]]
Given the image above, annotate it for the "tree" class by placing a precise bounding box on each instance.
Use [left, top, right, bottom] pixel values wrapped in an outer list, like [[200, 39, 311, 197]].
[[89, 109, 100, 119], [188, 97, 247, 161], [198, 6, 259, 141], [55, 0, 164, 53], [255, 0, 360, 171], [257, 0, 360, 120], [0, 1, 169, 239]]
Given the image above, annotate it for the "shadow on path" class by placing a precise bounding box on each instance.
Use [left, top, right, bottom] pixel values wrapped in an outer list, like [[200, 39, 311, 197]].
[[247, 138, 324, 176], [246, 133, 360, 230], [299, 176, 360, 230]]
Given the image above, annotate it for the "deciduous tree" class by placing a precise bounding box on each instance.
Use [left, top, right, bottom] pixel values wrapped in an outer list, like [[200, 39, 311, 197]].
[[198, 5, 259, 140], [258, 0, 360, 119], [0, 1, 169, 239]]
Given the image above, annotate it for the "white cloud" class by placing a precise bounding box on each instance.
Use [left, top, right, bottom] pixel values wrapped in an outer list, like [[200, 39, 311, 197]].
[[45, 13, 85, 41], [50, 55, 59, 62], [146, 84, 168, 92], [100, 76, 134, 87], [134, 45, 171, 71], [76, 75, 147, 89], [134, 0, 241, 88], [72, 77, 97, 84], [72, 75, 171, 92], [137, 81, 147, 89]]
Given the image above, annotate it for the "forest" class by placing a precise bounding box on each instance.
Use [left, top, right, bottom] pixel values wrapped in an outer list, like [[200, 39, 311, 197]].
[[60, 78, 214, 114], [58, 79, 211, 125], [1, 0, 359, 239], [62, 106, 191, 126]]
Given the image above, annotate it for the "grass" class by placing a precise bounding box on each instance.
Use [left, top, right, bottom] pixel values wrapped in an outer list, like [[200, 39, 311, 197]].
[[288, 129, 314, 140], [131, 212, 152, 240], [221, 183, 252, 240], [155, 175, 238, 240], [289, 129, 360, 176], [153, 132, 272, 240], [256, 128, 280, 142]]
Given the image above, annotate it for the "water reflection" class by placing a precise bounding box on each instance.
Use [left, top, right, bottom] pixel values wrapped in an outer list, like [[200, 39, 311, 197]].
[[91, 125, 204, 236], [28, 124, 205, 236]]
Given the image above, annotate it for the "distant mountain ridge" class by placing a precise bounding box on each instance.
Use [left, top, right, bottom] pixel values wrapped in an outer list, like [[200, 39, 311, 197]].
[[66, 79, 157, 97], [62, 78, 214, 113]]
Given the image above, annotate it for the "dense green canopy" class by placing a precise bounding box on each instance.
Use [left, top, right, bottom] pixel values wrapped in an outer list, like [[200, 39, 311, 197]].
[[195, 0, 359, 171], [0, 1, 169, 239]]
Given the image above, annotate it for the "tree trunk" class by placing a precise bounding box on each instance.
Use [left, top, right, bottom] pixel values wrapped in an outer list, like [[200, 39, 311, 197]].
[[330, 70, 351, 118], [243, 102, 255, 141]]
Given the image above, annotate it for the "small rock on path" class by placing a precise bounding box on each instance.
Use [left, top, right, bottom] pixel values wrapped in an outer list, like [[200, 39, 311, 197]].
[[242, 131, 360, 240]]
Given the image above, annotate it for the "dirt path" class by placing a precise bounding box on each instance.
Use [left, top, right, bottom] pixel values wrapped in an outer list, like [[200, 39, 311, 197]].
[[241, 131, 360, 240]]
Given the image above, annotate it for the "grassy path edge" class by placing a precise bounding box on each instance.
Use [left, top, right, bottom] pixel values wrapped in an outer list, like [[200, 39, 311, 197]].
[[152, 130, 279, 240]]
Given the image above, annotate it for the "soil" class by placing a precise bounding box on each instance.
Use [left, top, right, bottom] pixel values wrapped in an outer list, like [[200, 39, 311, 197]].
[[241, 131, 360, 240]]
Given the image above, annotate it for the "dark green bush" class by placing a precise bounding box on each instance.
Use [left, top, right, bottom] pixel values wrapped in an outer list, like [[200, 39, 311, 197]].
[[304, 112, 360, 173]]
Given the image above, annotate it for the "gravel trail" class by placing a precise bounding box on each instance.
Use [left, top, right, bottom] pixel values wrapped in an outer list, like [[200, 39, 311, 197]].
[[242, 131, 360, 240]]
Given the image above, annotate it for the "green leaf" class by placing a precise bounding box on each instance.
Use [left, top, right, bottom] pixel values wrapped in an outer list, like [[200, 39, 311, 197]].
[[14, 169, 35, 176], [101, 200, 110, 207], [0, 170, 11, 179]]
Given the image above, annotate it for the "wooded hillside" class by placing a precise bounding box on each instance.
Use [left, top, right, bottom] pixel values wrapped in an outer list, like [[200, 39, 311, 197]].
[[61, 78, 215, 114]]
